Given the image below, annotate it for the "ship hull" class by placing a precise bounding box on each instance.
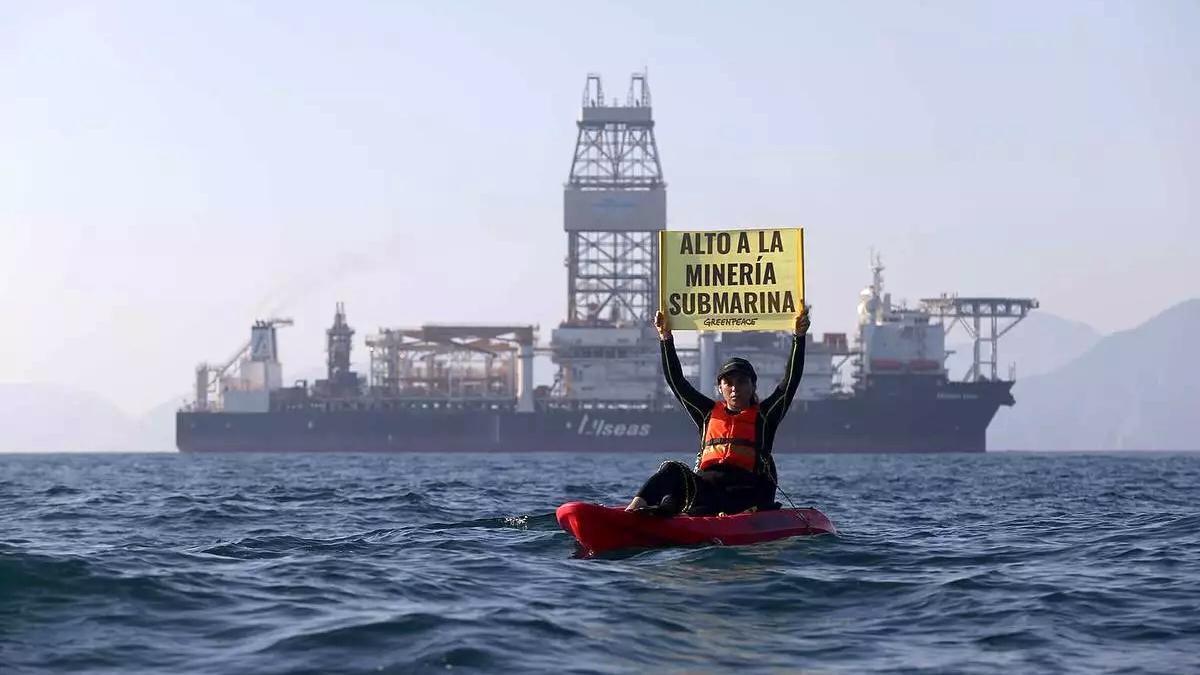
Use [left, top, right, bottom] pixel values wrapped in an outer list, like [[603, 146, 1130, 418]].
[[176, 381, 1014, 453]]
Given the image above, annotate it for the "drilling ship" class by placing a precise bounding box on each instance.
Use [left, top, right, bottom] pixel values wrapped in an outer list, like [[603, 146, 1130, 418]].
[[176, 73, 1036, 454]]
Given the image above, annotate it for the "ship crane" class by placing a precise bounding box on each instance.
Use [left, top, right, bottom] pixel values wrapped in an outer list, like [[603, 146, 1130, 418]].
[[919, 296, 1039, 382], [192, 317, 294, 411]]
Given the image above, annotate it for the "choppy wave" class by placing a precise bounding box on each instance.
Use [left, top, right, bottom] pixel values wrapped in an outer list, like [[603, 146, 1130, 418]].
[[1, 452, 1198, 674]]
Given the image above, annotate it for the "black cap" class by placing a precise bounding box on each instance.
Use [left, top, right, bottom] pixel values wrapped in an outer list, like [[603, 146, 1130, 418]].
[[717, 357, 757, 384]]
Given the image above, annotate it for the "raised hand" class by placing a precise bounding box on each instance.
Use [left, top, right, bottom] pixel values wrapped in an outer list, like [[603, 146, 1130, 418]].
[[654, 310, 672, 341], [795, 304, 811, 336]]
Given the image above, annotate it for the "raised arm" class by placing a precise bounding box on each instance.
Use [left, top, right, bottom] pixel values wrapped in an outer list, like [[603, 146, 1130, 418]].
[[760, 306, 811, 423], [656, 311, 713, 429]]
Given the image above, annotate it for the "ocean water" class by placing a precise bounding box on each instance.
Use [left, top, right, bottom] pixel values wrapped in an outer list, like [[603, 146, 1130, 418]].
[[1, 452, 1197, 674]]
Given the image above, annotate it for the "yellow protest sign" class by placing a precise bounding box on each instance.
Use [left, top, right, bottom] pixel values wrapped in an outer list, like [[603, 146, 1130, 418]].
[[658, 228, 805, 331]]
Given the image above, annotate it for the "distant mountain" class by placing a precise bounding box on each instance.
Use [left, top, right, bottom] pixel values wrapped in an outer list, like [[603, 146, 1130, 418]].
[[990, 299, 1200, 450], [0, 382, 135, 452], [0, 363, 332, 453], [947, 311, 1101, 381]]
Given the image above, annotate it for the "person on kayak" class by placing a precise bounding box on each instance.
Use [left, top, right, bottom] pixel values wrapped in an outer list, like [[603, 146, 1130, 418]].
[[625, 306, 810, 516]]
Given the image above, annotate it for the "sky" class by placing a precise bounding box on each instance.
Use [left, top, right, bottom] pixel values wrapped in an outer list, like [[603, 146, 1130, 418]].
[[1, 1, 1197, 416]]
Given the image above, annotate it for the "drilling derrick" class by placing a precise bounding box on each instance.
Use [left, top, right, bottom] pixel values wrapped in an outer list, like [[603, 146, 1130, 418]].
[[552, 72, 667, 404], [564, 72, 665, 324], [315, 302, 361, 398]]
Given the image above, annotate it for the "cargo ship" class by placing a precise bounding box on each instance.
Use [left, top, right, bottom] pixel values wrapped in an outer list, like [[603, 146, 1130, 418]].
[[176, 73, 1036, 454]]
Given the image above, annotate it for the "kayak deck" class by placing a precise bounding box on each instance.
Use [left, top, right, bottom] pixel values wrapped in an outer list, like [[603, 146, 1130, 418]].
[[556, 501, 836, 555]]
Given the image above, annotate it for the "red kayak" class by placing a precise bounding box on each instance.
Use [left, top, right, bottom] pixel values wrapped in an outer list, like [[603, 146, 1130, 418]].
[[556, 501, 836, 555]]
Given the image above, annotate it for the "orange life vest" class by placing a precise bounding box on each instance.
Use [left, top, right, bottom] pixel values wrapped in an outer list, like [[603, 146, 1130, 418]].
[[699, 402, 759, 471]]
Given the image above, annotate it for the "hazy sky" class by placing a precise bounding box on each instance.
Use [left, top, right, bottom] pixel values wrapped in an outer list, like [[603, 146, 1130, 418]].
[[2, 1, 1197, 415]]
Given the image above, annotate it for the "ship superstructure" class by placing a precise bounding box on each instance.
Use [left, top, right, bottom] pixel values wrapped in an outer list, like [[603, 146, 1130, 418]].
[[177, 72, 1038, 453]]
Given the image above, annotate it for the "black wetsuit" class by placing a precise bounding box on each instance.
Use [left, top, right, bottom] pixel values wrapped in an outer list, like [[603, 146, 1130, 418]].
[[635, 334, 807, 516]]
